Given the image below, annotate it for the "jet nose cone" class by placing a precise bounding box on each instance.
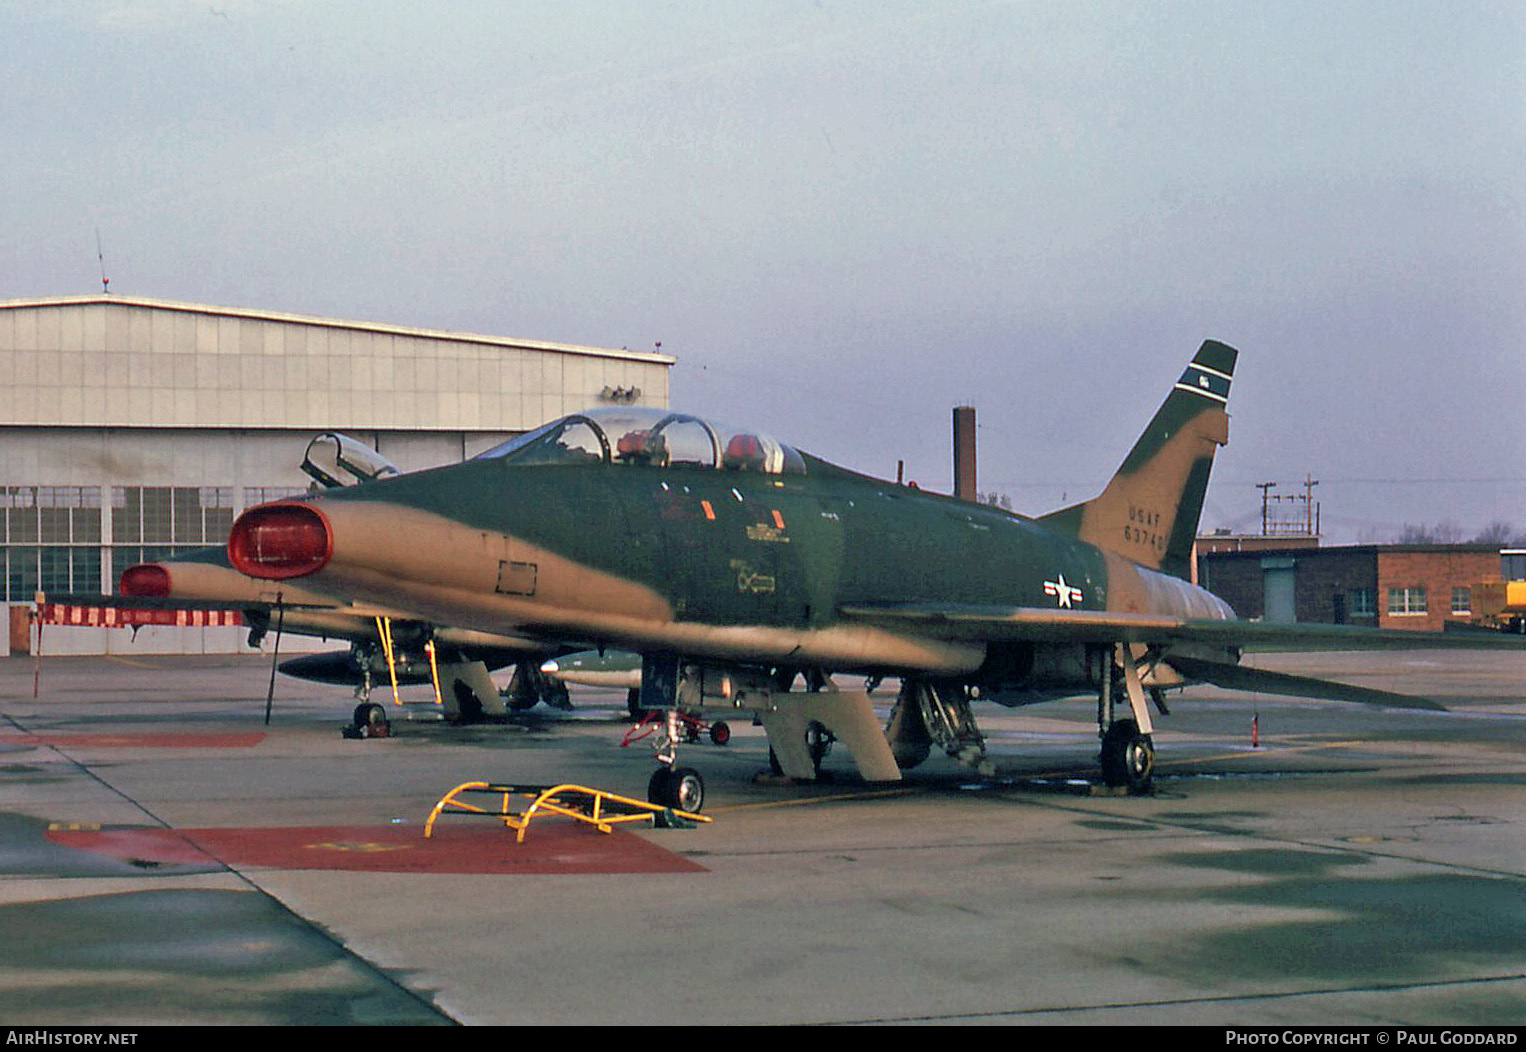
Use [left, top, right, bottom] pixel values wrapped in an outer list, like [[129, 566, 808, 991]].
[[119, 564, 171, 597], [228, 502, 332, 580]]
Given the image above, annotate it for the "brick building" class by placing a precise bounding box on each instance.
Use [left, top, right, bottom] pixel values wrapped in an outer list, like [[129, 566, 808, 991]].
[[1196, 543, 1501, 631]]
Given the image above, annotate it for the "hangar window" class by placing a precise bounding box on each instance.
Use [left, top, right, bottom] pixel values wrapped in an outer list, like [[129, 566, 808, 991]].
[[1451, 587, 1471, 615], [112, 486, 235, 546], [1387, 586, 1427, 616], [1, 486, 106, 601], [243, 486, 306, 508]]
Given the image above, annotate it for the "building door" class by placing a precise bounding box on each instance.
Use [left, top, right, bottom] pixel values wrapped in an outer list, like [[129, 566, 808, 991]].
[[1261, 557, 1296, 622]]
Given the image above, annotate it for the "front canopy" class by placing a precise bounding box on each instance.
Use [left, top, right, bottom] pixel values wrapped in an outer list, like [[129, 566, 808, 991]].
[[473, 408, 806, 475]]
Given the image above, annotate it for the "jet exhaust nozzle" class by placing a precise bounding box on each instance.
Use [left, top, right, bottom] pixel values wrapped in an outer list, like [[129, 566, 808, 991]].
[[228, 502, 332, 580], [119, 564, 171, 597]]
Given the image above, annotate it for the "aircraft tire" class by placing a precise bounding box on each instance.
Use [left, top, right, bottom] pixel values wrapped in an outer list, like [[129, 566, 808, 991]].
[[353, 702, 389, 730], [647, 767, 672, 805], [647, 766, 705, 813], [667, 767, 705, 813], [709, 720, 731, 746], [1100, 719, 1154, 793]]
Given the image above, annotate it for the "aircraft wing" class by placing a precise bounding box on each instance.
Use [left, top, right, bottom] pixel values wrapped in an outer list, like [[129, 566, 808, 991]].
[[838, 601, 1526, 651], [839, 602, 1187, 643], [840, 601, 1522, 710]]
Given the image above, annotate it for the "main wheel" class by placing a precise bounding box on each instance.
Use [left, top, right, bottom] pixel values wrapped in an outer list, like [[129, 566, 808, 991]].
[[709, 720, 731, 746], [1100, 719, 1154, 793]]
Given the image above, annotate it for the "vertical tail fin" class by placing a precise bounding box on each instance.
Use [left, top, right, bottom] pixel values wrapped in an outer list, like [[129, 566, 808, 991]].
[[1039, 340, 1237, 578]]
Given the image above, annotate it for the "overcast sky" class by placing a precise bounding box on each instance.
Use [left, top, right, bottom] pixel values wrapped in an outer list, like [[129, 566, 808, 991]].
[[4, 0, 1523, 542]]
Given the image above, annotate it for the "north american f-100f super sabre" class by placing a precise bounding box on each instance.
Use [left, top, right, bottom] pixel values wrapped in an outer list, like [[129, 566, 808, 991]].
[[226, 341, 1521, 811]]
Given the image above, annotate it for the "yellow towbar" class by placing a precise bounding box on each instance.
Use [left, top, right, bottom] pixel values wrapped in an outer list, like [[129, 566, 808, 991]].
[[424, 781, 712, 843]]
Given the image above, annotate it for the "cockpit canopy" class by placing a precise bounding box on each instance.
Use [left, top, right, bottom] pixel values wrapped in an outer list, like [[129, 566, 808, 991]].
[[301, 432, 401, 490], [474, 408, 806, 475]]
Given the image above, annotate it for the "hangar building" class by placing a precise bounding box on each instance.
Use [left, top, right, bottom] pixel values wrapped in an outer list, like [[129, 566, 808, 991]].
[[0, 295, 674, 655]]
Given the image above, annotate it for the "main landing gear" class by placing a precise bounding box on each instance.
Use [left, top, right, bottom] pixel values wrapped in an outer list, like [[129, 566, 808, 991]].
[[1096, 644, 1162, 794]]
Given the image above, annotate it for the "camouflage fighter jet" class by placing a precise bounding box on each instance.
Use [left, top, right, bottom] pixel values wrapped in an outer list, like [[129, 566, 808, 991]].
[[225, 341, 1523, 811]]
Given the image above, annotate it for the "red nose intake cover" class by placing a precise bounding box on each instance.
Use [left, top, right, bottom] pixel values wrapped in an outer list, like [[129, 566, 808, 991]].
[[228, 502, 332, 579], [119, 564, 172, 597]]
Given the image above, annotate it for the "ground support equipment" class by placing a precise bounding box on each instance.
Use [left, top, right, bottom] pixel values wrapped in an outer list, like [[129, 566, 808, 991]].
[[424, 781, 712, 843]]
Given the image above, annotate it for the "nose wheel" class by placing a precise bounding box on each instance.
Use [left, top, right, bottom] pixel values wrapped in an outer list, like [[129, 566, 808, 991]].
[[648, 766, 706, 813]]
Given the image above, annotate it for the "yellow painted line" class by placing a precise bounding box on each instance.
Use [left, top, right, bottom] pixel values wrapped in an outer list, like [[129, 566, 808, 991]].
[[711, 786, 919, 813], [715, 740, 1378, 812], [103, 655, 160, 670], [1014, 739, 1371, 782], [1159, 739, 1369, 769]]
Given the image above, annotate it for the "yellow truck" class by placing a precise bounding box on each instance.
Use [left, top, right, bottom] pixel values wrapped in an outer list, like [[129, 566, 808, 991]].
[[1471, 550, 1526, 633]]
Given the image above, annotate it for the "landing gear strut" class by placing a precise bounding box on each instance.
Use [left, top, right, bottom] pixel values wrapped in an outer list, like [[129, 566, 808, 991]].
[[884, 679, 987, 772], [1097, 643, 1159, 793]]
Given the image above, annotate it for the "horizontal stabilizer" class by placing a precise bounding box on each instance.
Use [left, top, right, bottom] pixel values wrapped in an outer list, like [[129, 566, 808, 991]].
[[1165, 654, 1444, 710]]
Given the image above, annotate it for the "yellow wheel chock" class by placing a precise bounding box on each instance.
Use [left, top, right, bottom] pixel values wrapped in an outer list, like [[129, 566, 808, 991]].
[[424, 781, 712, 843]]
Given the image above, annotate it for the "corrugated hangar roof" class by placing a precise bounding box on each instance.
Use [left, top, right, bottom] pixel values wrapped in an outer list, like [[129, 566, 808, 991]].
[[0, 295, 674, 364], [0, 295, 673, 432]]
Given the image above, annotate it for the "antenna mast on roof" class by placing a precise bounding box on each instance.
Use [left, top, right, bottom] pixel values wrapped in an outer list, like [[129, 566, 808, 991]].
[[95, 228, 110, 294]]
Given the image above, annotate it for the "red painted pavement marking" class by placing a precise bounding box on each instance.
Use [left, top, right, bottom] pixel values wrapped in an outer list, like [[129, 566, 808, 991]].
[[48, 823, 707, 875], [0, 732, 266, 748]]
